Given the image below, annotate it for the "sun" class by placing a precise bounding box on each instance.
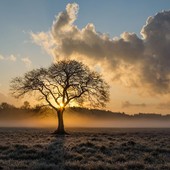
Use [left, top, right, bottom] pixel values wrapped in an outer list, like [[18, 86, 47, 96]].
[[59, 102, 64, 108]]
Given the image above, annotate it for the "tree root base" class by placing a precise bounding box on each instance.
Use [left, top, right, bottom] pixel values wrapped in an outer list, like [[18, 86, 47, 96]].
[[51, 130, 70, 136]]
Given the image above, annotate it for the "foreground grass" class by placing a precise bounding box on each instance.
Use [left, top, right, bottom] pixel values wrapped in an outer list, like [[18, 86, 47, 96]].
[[0, 128, 169, 170]]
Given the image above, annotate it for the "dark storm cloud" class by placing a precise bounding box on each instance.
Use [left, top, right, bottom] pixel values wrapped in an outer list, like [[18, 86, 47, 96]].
[[31, 3, 170, 94]]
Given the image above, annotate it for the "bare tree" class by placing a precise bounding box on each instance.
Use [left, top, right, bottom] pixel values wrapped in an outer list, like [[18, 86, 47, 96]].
[[10, 60, 109, 135]]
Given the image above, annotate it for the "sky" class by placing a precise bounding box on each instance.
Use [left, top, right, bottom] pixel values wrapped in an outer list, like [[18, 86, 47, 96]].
[[1, 0, 170, 114]]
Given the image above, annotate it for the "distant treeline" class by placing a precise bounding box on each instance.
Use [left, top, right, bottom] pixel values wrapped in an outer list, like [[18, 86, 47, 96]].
[[68, 107, 170, 121], [0, 102, 170, 121], [0, 102, 46, 119]]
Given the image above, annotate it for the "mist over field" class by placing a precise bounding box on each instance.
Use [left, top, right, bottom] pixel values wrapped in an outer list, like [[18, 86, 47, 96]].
[[0, 107, 170, 128]]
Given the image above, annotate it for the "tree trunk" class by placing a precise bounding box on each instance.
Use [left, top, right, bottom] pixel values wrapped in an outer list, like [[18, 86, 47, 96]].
[[53, 108, 67, 135]]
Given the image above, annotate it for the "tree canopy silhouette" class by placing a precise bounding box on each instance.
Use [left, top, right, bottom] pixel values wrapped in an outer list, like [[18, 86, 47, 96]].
[[10, 60, 109, 134]]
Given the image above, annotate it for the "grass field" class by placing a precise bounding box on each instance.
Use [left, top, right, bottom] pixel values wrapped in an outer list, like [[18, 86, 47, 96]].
[[0, 128, 169, 170]]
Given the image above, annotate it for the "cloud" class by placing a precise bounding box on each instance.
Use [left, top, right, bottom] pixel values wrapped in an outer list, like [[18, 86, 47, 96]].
[[122, 100, 170, 111], [31, 4, 170, 95], [157, 101, 170, 110], [122, 101, 147, 108], [0, 54, 4, 60], [31, 32, 55, 58], [0, 54, 17, 62], [8, 54, 17, 61], [21, 57, 32, 68]]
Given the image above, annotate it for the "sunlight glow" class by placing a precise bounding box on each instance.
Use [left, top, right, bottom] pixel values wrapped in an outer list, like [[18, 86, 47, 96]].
[[59, 102, 64, 108]]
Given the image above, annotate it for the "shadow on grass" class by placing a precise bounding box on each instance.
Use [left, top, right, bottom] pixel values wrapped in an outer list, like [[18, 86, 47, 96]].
[[33, 135, 67, 170]]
